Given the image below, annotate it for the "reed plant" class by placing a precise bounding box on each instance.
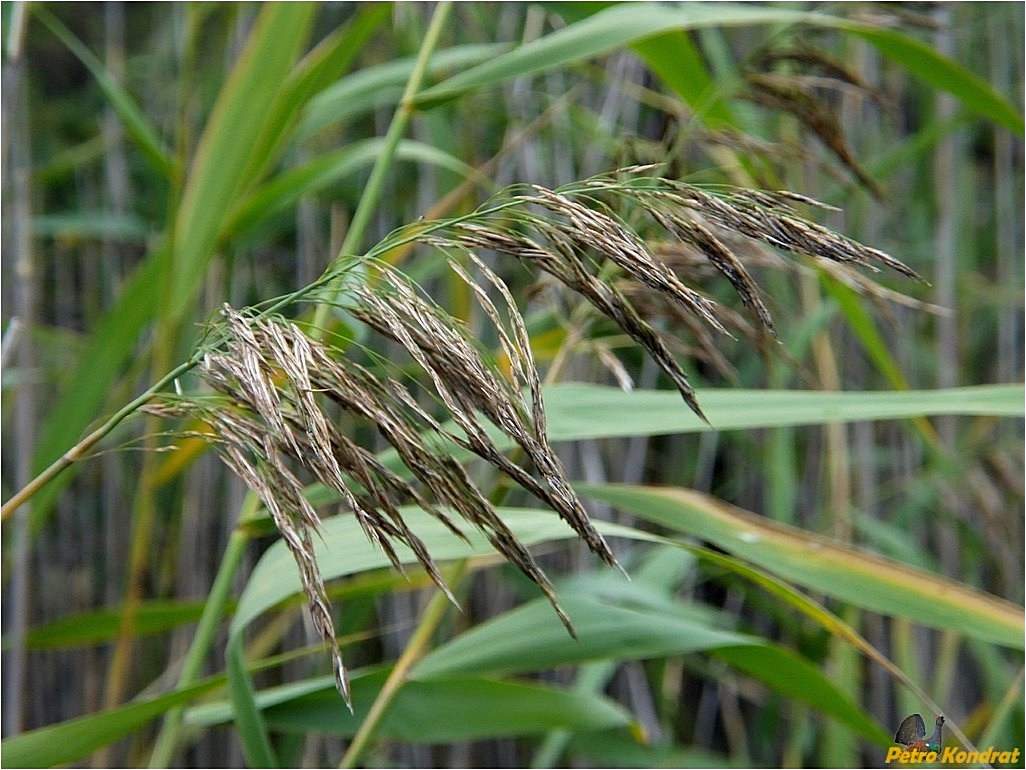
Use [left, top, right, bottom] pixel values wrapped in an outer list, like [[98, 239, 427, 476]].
[[2, 3, 1022, 767]]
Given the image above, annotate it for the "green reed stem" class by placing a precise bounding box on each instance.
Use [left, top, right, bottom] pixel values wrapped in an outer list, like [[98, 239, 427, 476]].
[[10, 3, 466, 763], [0, 357, 198, 522], [339, 558, 470, 769], [148, 3, 457, 764], [339, 256, 586, 767], [149, 515, 255, 767], [311, 1, 453, 334]]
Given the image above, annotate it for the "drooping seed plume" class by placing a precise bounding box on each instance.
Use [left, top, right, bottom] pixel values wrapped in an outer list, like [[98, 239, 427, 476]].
[[149, 168, 920, 709]]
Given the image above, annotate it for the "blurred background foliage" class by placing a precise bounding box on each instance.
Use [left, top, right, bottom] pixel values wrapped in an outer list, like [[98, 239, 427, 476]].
[[1, 2, 1023, 767]]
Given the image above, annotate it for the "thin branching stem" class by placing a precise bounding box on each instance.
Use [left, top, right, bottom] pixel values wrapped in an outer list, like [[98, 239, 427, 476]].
[[0, 263, 344, 525], [152, 160, 922, 728], [0, 358, 198, 521]]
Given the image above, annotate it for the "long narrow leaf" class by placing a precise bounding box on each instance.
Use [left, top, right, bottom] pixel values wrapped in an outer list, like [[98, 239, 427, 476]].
[[414, 593, 748, 678], [579, 484, 1024, 649], [170, 3, 316, 320], [417, 3, 815, 107], [188, 669, 632, 741], [230, 507, 591, 636], [230, 4, 389, 201], [25, 600, 209, 650], [226, 635, 278, 768], [0, 679, 221, 769], [354, 384, 1022, 483], [541, 383, 1023, 441], [836, 22, 1024, 135], [414, 3, 1023, 134], [413, 592, 889, 744], [298, 43, 510, 138], [31, 7, 175, 179], [227, 138, 485, 238]]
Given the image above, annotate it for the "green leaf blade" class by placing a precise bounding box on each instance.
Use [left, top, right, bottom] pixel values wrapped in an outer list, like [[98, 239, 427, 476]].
[[580, 484, 1024, 649], [32, 7, 175, 179], [542, 383, 1025, 441], [840, 24, 1025, 135], [0, 680, 220, 769], [170, 3, 316, 320]]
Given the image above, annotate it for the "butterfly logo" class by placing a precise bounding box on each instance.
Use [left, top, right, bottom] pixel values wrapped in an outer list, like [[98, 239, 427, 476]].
[[894, 713, 945, 753]]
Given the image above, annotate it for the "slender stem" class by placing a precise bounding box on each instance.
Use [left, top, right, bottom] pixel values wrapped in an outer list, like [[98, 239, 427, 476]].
[[311, 0, 453, 334], [340, 418, 529, 766], [0, 0, 459, 519], [0, 357, 198, 521], [149, 2, 457, 763], [0, 258, 346, 525], [148, 521, 253, 767], [6, 32, 34, 735], [10, 3, 459, 764], [339, 559, 469, 769], [103, 316, 183, 722], [975, 666, 1024, 754]]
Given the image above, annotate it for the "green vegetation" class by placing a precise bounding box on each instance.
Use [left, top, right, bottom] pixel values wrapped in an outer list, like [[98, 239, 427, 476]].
[[2, 3, 1022, 767]]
